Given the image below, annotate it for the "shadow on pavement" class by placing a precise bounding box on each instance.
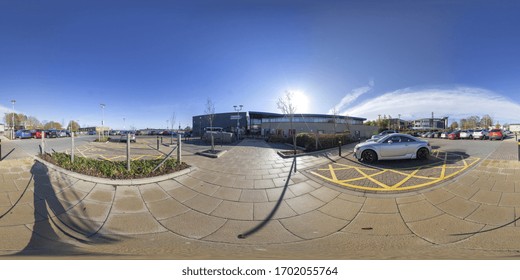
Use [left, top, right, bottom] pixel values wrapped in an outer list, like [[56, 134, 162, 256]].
[[13, 162, 120, 256]]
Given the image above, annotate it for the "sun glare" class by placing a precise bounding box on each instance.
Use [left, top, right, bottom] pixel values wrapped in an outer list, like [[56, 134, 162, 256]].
[[290, 90, 310, 113]]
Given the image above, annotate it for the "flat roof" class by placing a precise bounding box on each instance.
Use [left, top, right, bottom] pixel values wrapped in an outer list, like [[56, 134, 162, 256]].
[[248, 111, 366, 121]]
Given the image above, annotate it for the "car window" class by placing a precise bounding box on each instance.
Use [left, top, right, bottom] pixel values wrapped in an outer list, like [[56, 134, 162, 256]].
[[400, 136, 416, 142], [384, 136, 401, 143]]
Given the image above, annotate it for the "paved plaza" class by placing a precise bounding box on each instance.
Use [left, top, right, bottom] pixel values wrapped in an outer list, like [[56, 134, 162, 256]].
[[1, 137, 520, 259]]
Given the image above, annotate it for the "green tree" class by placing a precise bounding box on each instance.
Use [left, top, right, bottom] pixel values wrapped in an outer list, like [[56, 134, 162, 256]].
[[450, 121, 459, 130], [4, 113, 26, 129], [44, 121, 62, 130], [67, 120, 80, 132]]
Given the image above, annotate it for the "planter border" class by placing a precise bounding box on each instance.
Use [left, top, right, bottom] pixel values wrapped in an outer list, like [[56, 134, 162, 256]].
[[33, 156, 196, 185]]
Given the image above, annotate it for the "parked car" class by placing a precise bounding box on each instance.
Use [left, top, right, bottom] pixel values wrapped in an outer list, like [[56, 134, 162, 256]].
[[371, 130, 397, 140], [489, 129, 504, 141], [459, 130, 474, 139], [354, 133, 431, 163], [31, 129, 44, 139], [120, 131, 136, 143], [448, 130, 461, 140], [472, 129, 489, 140], [15, 129, 33, 139], [440, 131, 452, 139], [88, 130, 96, 135], [45, 130, 58, 138], [57, 130, 70, 137]]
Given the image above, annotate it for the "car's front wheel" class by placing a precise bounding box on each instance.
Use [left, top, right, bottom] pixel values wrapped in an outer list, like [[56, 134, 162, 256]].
[[361, 150, 377, 163], [417, 147, 429, 160]]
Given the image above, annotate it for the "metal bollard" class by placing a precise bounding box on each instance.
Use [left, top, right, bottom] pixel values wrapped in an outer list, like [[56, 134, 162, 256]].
[[41, 131, 45, 155], [71, 132, 75, 163], [161, 137, 163, 144], [338, 140, 342, 157], [177, 134, 182, 164], [156, 136, 159, 150], [127, 133, 131, 171]]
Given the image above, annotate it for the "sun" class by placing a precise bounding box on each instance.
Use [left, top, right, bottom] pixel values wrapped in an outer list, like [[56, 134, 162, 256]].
[[290, 90, 310, 113]]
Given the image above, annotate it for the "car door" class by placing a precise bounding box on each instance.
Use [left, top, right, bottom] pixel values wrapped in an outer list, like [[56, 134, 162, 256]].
[[379, 135, 408, 158]]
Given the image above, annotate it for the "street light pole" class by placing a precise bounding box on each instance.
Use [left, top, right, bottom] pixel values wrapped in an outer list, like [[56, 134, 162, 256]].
[[123, 117, 126, 130], [100, 103, 105, 141], [11, 100, 16, 139], [233, 105, 243, 141]]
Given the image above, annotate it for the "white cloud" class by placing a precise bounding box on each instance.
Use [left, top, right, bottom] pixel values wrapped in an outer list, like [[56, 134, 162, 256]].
[[328, 80, 374, 114], [344, 86, 520, 124]]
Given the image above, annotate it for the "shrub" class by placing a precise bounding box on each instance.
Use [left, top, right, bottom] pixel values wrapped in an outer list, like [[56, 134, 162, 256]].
[[40, 152, 189, 179], [296, 133, 353, 152]]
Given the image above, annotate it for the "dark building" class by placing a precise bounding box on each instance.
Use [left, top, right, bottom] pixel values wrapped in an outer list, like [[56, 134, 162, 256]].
[[192, 112, 247, 137]]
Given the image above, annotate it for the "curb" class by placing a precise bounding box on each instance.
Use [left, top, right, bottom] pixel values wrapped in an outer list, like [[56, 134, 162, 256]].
[[33, 156, 197, 186]]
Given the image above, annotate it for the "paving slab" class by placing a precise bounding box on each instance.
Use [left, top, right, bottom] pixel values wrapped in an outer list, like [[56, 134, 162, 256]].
[[343, 212, 411, 236], [465, 204, 515, 226], [183, 194, 222, 214], [160, 210, 226, 239], [457, 226, 520, 251], [211, 200, 254, 220], [436, 196, 481, 219], [99, 212, 167, 235], [164, 184, 198, 202], [84, 184, 115, 204], [284, 194, 325, 215], [203, 220, 301, 244], [0, 225, 33, 251], [253, 201, 297, 220], [469, 189, 502, 205], [423, 188, 455, 205], [239, 189, 268, 203], [407, 214, 484, 244], [146, 197, 190, 220], [139, 183, 170, 203], [398, 199, 444, 222], [280, 211, 348, 239], [361, 197, 398, 214], [318, 198, 363, 221], [212, 186, 242, 201]]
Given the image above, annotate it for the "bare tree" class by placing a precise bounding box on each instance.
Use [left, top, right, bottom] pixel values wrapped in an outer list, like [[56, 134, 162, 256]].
[[205, 98, 216, 151], [331, 106, 338, 133], [481, 114, 493, 129], [26, 116, 42, 129], [277, 91, 297, 153]]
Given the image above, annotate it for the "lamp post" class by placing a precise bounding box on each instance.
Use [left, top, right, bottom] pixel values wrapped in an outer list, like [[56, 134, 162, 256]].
[[233, 105, 243, 141], [11, 100, 16, 139], [100, 103, 105, 140], [123, 117, 126, 130], [398, 114, 401, 131]]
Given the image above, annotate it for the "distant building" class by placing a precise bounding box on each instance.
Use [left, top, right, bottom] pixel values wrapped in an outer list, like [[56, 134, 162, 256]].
[[412, 117, 448, 130], [192, 112, 247, 137], [192, 111, 377, 139]]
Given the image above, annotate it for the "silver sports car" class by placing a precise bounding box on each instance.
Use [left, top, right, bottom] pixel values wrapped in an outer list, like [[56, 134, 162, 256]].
[[354, 133, 431, 163]]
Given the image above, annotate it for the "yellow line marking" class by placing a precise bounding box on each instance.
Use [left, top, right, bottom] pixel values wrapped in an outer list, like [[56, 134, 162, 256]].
[[390, 168, 421, 189], [328, 164, 338, 181], [310, 155, 481, 192], [354, 167, 391, 189]]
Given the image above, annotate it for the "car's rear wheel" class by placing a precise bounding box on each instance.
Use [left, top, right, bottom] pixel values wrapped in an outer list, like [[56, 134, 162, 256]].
[[417, 148, 429, 160], [361, 150, 377, 163]]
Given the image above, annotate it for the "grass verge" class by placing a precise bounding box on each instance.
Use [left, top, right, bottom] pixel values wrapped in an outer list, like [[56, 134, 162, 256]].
[[40, 152, 190, 180]]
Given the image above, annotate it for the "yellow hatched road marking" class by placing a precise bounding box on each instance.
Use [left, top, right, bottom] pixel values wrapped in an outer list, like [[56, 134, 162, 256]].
[[354, 167, 391, 189], [390, 168, 421, 189], [310, 153, 481, 192], [328, 164, 338, 181]]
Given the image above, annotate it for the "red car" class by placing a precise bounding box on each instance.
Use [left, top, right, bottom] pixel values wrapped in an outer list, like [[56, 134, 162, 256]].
[[31, 129, 44, 139], [448, 130, 461, 140], [489, 129, 504, 141]]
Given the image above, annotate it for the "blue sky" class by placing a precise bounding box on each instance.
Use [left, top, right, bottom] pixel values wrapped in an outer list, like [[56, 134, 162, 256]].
[[1, 0, 519, 130]]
